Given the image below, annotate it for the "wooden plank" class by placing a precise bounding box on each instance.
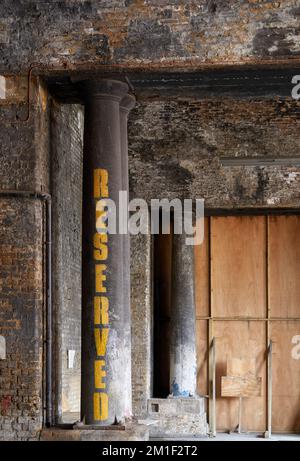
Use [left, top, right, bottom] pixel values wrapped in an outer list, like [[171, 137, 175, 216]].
[[267, 340, 273, 437], [268, 215, 300, 318], [196, 320, 208, 396], [271, 321, 300, 432], [209, 334, 216, 436], [214, 321, 266, 432], [227, 357, 256, 377], [221, 375, 262, 398], [194, 217, 210, 317], [211, 216, 266, 318]]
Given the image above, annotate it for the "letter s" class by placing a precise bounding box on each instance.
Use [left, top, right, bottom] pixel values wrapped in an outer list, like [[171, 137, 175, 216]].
[[291, 335, 300, 360], [291, 75, 300, 100]]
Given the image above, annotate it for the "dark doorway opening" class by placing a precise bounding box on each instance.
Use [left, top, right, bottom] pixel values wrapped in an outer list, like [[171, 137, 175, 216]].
[[153, 230, 172, 398]]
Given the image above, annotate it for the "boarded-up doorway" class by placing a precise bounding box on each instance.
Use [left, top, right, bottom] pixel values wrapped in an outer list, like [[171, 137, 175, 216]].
[[195, 215, 300, 433]]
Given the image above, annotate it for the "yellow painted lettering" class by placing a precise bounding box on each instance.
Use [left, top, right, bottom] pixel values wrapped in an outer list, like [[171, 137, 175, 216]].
[[94, 169, 108, 198], [95, 264, 106, 293], [94, 296, 109, 325], [94, 328, 109, 356], [93, 392, 108, 421], [94, 232, 108, 261], [95, 360, 106, 389], [96, 200, 108, 231]]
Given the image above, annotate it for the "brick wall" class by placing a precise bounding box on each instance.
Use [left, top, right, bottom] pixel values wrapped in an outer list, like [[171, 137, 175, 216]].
[[51, 102, 84, 419], [0, 199, 44, 440], [0, 78, 50, 440], [130, 231, 152, 417], [128, 97, 300, 207], [1, 1, 300, 73]]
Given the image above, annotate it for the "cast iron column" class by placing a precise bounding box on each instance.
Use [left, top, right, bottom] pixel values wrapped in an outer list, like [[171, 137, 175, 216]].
[[81, 79, 133, 426], [170, 231, 197, 397]]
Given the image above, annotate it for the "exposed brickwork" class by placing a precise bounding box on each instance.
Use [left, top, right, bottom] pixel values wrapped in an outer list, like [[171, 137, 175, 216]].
[[129, 97, 300, 207], [0, 79, 50, 440], [0, 78, 50, 192], [51, 102, 84, 418], [1, 0, 300, 442], [130, 231, 152, 417], [1, 1, 300, 74], [0, 199, 44, 440]]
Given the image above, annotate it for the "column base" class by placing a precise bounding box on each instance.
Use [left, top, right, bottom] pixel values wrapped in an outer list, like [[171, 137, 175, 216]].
[[147, 396, 209, 438], [40, 422, 149, 441]]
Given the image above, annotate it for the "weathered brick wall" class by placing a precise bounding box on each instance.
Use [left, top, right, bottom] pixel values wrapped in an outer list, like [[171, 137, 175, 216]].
[[0, 80, 50, 192], [0, 1, 300, 74], [128, 97, 300, 207], [51, 102, 84, 419], [0, 78, 50, 440], [0, 0, 300, 439], [130, 231, 152, 418], [0, 199, 43, 440]]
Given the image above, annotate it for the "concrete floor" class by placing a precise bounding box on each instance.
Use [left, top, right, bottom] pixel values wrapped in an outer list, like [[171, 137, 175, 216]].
[[62, 413, 300, 441], [152, 433, 300, 441]]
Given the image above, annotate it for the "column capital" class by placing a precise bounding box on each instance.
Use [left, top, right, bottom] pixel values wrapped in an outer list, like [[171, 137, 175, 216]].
[[120, 94, 136, 114], [81, 78, 129, 102]]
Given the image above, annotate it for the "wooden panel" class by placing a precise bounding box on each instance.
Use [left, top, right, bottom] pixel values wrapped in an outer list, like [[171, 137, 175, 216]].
[[268, 216, 300, 318], [195, 217, 210, 317], [271, 321, 300, 432], [211, 216, 266, 318], [221, 376, 262, 398], [214, 321, 266, 432], [227, 357, 256, 376], [196, 320, 208, 396]]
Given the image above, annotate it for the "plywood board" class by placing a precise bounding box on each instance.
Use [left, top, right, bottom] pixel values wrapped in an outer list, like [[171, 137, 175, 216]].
[[211, 216, 266, 318], [227, 357, 256, 377], [195, 217, 210, 317], [196, 320, 208, 396], [214, 321, 266, 432], [221, 375, 262, 398], [268, 216, 300, 318], [271, 321, 300, 432]]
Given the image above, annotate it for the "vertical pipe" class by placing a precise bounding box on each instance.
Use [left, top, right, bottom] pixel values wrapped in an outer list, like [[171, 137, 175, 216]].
[[45, 196, 53, 427], [210, 335, 216, 437], [267, 340, 273, 438]]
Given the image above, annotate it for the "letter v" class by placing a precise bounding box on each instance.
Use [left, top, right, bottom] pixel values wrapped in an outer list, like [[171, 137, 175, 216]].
[[94, 328, 109, 356]]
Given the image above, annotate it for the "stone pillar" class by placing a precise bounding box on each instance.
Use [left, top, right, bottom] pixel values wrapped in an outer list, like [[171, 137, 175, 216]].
[[170, 231, 197, 397], [81, 79, 133, 426]]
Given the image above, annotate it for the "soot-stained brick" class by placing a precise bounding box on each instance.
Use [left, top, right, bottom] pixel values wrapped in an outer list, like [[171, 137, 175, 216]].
[[253, 27, 300, 57], [115, 19, 185, 60]]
